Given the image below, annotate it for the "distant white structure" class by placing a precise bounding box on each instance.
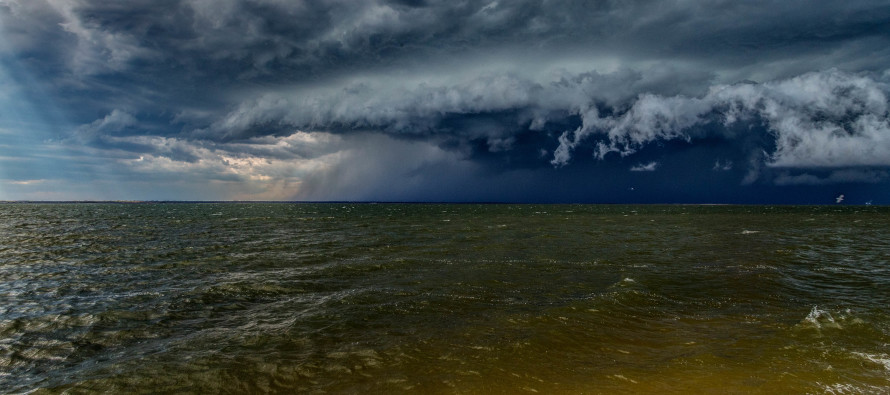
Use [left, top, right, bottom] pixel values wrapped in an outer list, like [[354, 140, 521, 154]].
[[836, 194, 845, 203]]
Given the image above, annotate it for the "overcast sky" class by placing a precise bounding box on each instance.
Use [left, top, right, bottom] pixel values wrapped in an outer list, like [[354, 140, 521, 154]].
[[1, 0, 889, 202]]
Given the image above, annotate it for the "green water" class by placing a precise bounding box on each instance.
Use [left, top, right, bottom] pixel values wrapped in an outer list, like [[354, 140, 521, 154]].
[[1, 203, 889, 393]]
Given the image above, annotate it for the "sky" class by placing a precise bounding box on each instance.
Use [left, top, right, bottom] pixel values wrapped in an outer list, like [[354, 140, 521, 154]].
[[1, 0, 889, 203]]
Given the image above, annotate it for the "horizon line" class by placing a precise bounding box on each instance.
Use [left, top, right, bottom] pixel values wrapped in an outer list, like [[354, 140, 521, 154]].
[[0, 200, 879, 206]]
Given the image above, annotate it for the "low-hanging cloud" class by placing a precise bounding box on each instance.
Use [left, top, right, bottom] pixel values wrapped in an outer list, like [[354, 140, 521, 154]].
[[3, 0, 890, 200], [209, 68, 890, 174], [630, 162, 658, 172], [72, 109, 137, 141], [553, 70, 890, 168], [774, 169, 889, 185]]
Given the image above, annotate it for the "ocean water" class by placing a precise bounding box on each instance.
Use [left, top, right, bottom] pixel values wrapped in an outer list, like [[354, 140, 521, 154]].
[[1, 203, 889, 394]]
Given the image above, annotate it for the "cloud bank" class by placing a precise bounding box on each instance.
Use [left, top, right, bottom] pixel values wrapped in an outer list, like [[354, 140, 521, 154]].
[[554, 70, 890, 167], [1, 0, 889, 201]]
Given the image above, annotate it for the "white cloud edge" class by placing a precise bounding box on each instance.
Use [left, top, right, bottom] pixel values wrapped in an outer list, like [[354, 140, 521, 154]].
[[630, 161, 658, 172]]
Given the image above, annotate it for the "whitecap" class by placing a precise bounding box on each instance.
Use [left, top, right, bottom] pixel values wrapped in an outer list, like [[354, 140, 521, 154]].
[[801, 306, 841, 329], [852, 352, 890, 371], [741, 230, 759, 234], [823, 382, 888, 394], [611, 374, 638, 384]]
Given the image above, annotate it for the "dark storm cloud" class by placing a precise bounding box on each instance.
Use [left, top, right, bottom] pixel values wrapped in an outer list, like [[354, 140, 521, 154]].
[[5, 1, 888, 104], [2, 0, 890, 200], [199, 65, 715, 163]]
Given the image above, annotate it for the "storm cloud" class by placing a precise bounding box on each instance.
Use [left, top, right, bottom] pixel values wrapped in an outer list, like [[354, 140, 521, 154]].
[[1, 0, 890, 202]]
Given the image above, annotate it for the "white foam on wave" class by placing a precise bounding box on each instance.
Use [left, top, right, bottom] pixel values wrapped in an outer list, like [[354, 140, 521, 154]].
[[852, 352, 890, 371], [610, 374, 638, 384], [801, 306, 841, 329], [823, 382, 888, 394], [604, 277, 641, 293], [607, 277, 638, 290], [741, 230, 759, 234]]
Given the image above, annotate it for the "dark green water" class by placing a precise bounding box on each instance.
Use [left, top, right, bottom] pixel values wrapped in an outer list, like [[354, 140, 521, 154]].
[[1, 203, 889, 393]]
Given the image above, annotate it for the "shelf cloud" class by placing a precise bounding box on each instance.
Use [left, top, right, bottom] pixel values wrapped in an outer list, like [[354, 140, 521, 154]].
[[2, 0, 889, 202]]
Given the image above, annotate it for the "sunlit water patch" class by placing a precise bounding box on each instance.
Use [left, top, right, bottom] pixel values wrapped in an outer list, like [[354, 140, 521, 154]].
[[1, 203, 889, 393]]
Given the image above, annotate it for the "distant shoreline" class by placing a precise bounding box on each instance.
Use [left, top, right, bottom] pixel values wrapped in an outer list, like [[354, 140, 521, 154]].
[[0, 201, 882, 206]]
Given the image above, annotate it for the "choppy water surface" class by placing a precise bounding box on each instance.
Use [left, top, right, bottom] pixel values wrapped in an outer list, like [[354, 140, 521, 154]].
[[1, 203, 889, 393]]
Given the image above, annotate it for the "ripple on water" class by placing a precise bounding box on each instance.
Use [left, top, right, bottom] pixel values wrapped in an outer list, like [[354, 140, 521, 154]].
[[1, 203, 889, 393]]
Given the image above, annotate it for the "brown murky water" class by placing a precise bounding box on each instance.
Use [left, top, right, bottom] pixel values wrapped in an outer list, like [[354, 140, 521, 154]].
[[1, 203, 889, 393]]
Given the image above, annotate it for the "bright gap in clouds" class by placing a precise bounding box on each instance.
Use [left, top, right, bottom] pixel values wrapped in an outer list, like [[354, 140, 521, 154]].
[[0, 46, 72, 199]]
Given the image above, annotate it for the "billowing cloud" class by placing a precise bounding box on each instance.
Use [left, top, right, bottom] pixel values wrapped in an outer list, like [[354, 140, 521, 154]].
[[204, 65, 713, 142], [553, 70, 890, 168], [2, 0, 890, 201], [209, 68, 890, 175]]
